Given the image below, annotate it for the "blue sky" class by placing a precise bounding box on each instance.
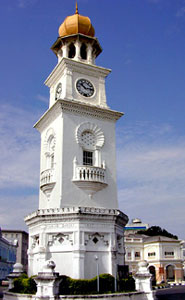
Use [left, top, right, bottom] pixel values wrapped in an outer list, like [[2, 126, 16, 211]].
[[0, 0, 185, 239]]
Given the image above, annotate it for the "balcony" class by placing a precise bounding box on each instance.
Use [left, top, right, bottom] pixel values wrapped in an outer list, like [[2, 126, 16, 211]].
[[72, 164, 107, 197], [40, 168, 56, 196]]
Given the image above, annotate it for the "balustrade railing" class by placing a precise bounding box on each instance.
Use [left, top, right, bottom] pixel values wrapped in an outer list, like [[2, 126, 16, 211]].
[[73, 165, 106, 184], [40, 169, 55, 187]]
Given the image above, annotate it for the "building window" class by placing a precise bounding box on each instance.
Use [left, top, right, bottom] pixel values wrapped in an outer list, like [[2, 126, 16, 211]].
[[68, 43, 76, 59], [135, 252, 140, 259], [83, 151, 93, 166], [127, 252, 131, 260], [165, 251, 174, 256], [81, 131, 96, 147], [148, 252, 156, 257], [80, 43, 87, 60]]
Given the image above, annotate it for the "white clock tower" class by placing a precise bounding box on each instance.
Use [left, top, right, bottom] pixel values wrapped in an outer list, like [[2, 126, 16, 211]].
[[25, 4, 128, 279]]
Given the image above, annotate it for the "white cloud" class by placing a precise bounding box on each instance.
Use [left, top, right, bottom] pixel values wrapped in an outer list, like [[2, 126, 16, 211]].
[[0, 103, 40, 231], [124, 59, 132, 65], [0, 104, 184, 239], [117, 122, 185, 239], [37, 94, 49, 104], [0, 103, 40, 189], [0, 194, 37, 231], [176, 3, 185, 17], [17, 0, 38, 8]]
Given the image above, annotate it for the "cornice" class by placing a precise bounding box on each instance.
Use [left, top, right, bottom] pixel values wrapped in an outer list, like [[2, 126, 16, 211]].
[[24, 206, 128, 227], [143, 240, 180, 245], [45, 58, 111, 87], [34, 99, 124, 132]]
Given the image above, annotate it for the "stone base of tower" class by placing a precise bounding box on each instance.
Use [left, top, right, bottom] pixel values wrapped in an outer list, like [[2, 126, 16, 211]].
[[25, 207, 128, 279]]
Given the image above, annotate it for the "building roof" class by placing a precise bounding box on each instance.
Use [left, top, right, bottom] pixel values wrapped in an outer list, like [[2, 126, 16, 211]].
[[143, 235, 179, 243], [58, 3, 95, 38], [2, 229, 28, 235]]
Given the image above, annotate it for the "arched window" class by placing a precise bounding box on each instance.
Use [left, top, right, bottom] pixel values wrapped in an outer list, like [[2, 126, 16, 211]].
[[76, 122, 105, 167], [149, 266, 156, 285], [47, 136, 55, 169], [68, 43, 76, 59], [80, 43, 87, 60], [166, 265, 175, 281]]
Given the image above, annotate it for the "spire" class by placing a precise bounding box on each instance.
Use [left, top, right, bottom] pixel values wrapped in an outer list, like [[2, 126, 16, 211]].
[[75, 1, 79, 14]]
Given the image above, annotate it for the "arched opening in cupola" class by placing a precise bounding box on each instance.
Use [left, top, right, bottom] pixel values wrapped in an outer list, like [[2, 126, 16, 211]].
[[80, 43, 87, 60], [68, 43, 76, 58]]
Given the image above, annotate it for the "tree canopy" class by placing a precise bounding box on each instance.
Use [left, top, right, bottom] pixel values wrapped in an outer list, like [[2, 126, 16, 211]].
[[137, 226, 178, 240]]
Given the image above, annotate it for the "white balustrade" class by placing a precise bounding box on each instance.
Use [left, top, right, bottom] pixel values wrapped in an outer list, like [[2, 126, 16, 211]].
[[40, 169, 55, 187], [74, 165, 106, 184]]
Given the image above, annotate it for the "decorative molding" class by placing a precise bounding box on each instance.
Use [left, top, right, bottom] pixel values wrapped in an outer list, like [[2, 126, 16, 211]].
[[45, 58, 111, 88], [48, 233, 73, 246], [44, 128, 56, 152], [34, 100, 123, 132], [85, 232, 109, 246], [25, 207, 128, 226], [75, 122, 105, 149], [31, 235, 39, 249]]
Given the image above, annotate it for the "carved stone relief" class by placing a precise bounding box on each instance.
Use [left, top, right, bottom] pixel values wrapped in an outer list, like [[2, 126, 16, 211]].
[[31, 235, 39, 249], [84, 232, 109, 246], [48, 233, 73, 246]]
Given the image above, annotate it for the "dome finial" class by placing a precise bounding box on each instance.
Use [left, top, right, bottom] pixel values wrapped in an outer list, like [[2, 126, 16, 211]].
[[75, 1, 79, 14]]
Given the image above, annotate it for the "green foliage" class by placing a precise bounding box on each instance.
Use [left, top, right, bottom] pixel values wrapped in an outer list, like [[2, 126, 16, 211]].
[[59, 273, 135, 295], [137, 226, 178, 240], [99, 273, 114, 293], [10, 274, 37, 295], [119, 276, 135, 292]]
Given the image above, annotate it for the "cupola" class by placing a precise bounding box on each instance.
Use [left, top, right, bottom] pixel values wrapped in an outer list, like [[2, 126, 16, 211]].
[[51, 3, 102, 65], [58, 3, 95, 38]]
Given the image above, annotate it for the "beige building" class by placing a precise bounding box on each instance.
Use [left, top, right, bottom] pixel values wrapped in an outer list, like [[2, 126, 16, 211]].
[[2, 230, 28, 272], [125, 233, 184, 284]]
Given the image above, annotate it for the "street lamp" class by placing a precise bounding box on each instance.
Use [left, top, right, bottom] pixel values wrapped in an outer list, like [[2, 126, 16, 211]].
[[114, 263, 117, 292], [94, 255, 99, 293]]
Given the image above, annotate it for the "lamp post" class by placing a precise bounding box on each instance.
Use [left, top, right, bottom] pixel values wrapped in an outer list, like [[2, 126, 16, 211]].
[[94, 255, 99, 293], [114, 263, 117, 292]]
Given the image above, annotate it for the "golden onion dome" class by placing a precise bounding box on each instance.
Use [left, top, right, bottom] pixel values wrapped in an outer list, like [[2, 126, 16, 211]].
[[58, 3, 95, 38]]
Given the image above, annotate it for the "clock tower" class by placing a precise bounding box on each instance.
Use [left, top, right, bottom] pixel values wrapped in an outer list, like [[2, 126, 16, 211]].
[[25, 4, 128, 279]]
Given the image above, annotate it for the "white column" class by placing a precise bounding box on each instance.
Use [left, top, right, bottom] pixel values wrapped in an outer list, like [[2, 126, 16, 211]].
[[73, 230, 85, 278], [94, 148, 101, 167], [57, 48, 63, 63], [74, 40, 81, 61], [87, 44, 93, 64], [62, 43, 68, 58], [99, 77, 107, 107], [63, 68, 73, 100]]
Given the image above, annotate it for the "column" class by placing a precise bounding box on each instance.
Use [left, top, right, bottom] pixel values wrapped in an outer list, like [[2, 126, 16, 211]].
[[87, 44, 93, 64], [63, 68, 73, 100], [99, 77, 107, 107], [62, 43, 68, 58], [74, 40, 81, 61]]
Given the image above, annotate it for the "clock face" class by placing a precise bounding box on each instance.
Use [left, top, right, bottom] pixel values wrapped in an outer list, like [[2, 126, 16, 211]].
[[76, 79, 95, 98]]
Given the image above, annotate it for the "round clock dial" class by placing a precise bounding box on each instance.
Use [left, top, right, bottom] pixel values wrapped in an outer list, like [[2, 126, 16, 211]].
[[76, 79, 94, 98]]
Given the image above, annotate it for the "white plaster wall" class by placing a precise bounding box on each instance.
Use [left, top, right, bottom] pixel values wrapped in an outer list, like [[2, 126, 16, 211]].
[[38, 106, 118, 210], [143, 244, 159, 261], [27, 213, 125, 278], [4, 292, 154, 300], [84, 252, 109, 279], [39, 113, 63, 209], [61, 111, 118, 209], [48, 59, 109, 109]]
